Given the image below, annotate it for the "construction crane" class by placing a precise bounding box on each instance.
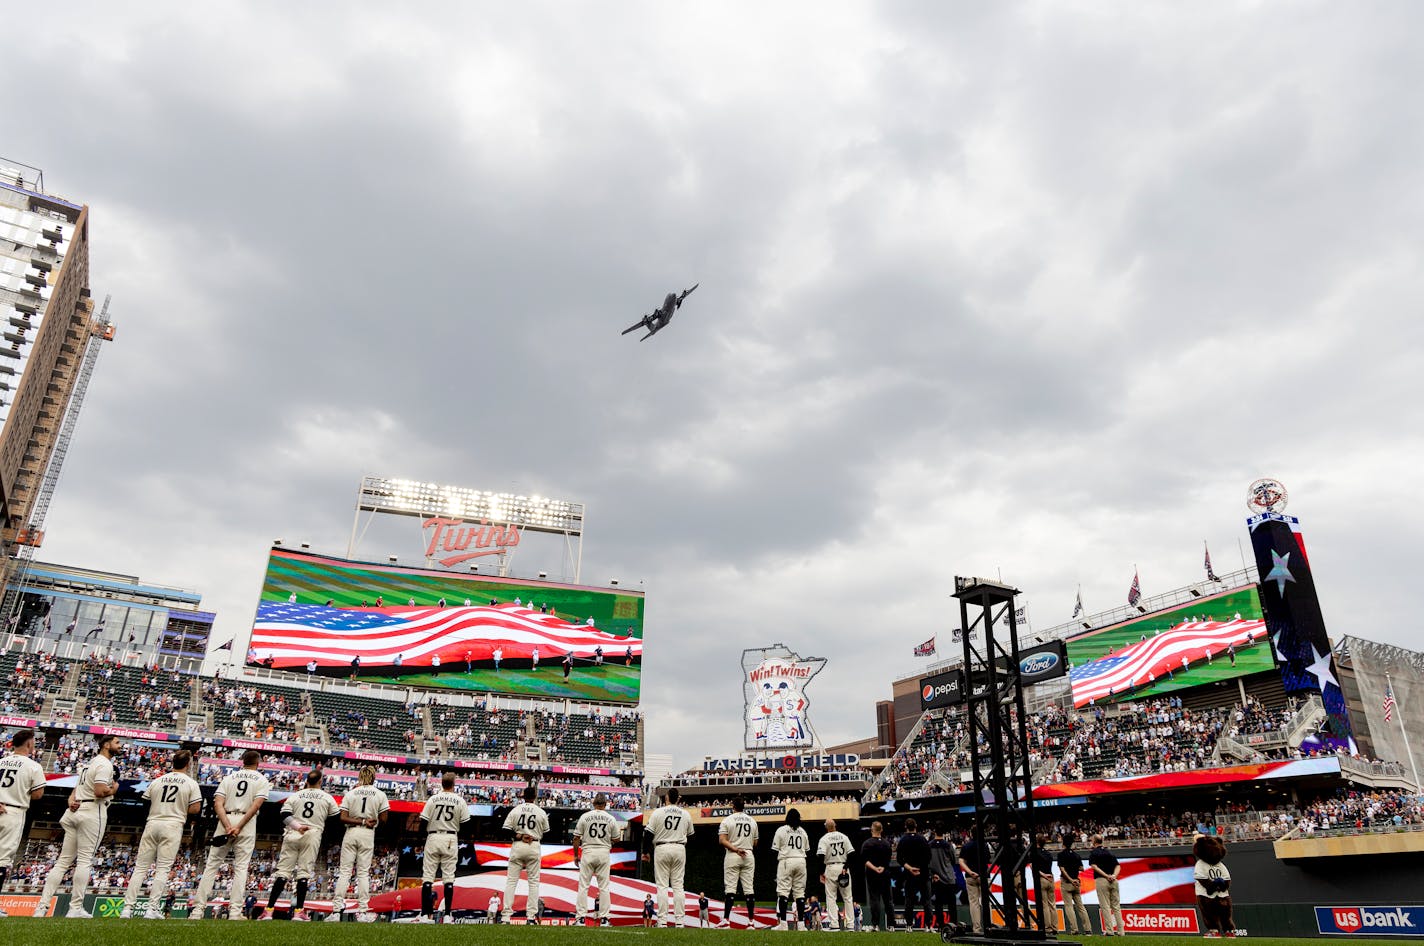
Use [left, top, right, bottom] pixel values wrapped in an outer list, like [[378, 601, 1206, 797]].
[[2, 294, 115, 628]]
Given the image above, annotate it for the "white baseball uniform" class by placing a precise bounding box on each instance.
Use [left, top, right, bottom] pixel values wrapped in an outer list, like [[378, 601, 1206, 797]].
[[0, 751, 46, 870], [192, 767, 271, 918], [501, 801, 550, 921], [719, 810, 759, 895], [649, 803, 695, 925], [572, 808, 624, 920], [37, 752, 114, 914], [772, 824, 810, 898], [331, 784, 391, 913], [122, 769, 201, 915]]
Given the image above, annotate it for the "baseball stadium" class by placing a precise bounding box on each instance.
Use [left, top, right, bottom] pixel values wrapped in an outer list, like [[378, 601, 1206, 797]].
[[0, 476, 1419, 946]]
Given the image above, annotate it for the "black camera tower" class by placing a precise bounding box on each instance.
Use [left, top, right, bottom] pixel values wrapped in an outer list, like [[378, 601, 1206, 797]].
[[948, 577, 1077, 946]]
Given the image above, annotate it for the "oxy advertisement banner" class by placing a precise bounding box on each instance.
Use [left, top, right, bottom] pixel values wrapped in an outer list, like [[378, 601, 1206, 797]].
[[1316, 906, 1424, 936]]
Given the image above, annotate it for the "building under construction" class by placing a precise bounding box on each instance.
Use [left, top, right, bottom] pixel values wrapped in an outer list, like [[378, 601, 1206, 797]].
[[0, 158, 113, 596]]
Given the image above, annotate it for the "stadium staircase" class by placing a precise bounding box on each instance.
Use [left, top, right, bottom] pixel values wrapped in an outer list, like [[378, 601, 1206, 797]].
[[863, 707, 942, 801]]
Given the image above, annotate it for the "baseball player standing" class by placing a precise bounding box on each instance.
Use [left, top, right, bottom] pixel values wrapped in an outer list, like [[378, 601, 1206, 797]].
[[190, 750, 271, 920], [258, 769, 339, 921], [419, 772, 469, 923], [716, 796, 758, 928], [647, 786, 695, 928], [35, 733, 122, 918], [501, 784, 550, 924], [0, 729, 46, 916], [817, 818, 853, 931], [327, 766, 390, 922], [120, 749, 201, 918], [771, 807, 810, 930], [572, 792, 624, 925]]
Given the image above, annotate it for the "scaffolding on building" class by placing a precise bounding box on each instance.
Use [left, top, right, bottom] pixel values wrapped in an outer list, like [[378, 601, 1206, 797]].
[[2, 294, 115, 622]]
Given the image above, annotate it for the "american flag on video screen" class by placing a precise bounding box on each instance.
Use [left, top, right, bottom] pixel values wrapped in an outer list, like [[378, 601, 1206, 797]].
[[249, 602, 642, 669], [1069, 619, 1266, 707]]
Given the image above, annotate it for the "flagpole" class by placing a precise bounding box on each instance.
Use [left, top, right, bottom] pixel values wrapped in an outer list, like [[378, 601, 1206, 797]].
[[1390, 673, 1421, 793]]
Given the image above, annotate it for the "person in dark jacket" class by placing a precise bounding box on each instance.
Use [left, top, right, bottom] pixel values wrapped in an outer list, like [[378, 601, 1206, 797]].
[[860, 821, 893, 931], [927, 824, 958, 930], [895, 818, 932, 929]]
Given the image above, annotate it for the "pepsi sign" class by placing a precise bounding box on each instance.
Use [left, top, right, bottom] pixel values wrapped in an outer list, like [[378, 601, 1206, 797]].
[[920, 669, 964, 709], [1316, 906, 1424, 935]]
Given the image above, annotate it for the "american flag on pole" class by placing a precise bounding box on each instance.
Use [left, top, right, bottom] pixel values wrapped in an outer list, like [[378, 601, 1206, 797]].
[[248, 602, 642, 670], [1384, 684, 1396, 723], [913, 636, 936, 657], [1127, 570, 1142, 606], [1068, 618, 1266, 707]]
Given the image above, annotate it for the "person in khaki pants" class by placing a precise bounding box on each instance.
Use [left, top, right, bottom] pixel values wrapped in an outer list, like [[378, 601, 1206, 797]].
[[1031, 835, 1059, 937], [121, 749, 201, 918], [1058, 834, 1090, 935], [1089, 835, 1123, 935], [956, 832, 988, 935]]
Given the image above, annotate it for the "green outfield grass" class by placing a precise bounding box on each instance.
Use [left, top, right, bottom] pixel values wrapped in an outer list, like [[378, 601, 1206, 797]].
[[0, 920, 1394, 946]]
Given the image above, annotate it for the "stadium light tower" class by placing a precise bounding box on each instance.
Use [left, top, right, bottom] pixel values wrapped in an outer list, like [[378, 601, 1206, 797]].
[[951, 576, 1073, 946], [347, 475, 586, 581]]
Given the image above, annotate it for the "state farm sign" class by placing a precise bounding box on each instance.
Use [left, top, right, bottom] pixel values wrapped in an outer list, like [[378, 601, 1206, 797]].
[[1123, 907, 1200, 934]]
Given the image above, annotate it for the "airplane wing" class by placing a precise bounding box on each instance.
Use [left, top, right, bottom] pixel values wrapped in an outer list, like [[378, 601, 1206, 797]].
[[621, 315, 652, 336], [639, 325, 661, 341], [676, 283, 699, 306]]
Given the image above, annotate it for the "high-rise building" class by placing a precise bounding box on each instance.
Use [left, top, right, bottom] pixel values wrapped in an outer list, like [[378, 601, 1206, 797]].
[[0, 159, 99, 590]]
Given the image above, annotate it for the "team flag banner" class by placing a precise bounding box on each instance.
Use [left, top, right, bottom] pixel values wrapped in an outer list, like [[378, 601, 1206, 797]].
[[914, 636, 936, 657], [1127, 570, 1142, 606]]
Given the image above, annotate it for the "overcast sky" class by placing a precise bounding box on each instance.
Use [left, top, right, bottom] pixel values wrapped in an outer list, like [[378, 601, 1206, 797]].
[[10, 1, 1424, 772]]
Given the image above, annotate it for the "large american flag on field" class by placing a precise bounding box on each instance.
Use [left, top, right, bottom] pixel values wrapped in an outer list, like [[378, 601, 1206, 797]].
[[1068, 618, 1266, 708], [249, 602, 643, 670]]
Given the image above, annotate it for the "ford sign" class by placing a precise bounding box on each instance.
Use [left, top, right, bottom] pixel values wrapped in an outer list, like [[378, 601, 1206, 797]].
[[1020, 652, 1059, 675]]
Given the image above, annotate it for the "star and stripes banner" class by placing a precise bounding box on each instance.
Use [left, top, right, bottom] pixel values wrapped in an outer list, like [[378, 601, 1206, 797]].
[[1068, 618, 1266, 707], [1127, 570, 1142, 606], [363, 871, 781, 926], [249, 602, 643, 670], [1032, 756, 1344, 799], [1384, 685, 1396, 723], [465, 843, 638, 872], [993, 854, 1198, 906], [913, 636, 936, 657]]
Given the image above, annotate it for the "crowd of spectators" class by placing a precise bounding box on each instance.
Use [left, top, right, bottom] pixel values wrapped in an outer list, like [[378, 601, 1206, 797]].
[[201, 679, 303, 742], [1292, 788, 1424, 834], [873, 697, 1317, 800], [5, 838, 401, 901], [0, 651, 63, 716]]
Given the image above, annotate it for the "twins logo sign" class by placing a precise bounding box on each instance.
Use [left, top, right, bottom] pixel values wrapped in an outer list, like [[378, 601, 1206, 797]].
[[1317, 906, 1424, 936], [743, 646, 826, 751]]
